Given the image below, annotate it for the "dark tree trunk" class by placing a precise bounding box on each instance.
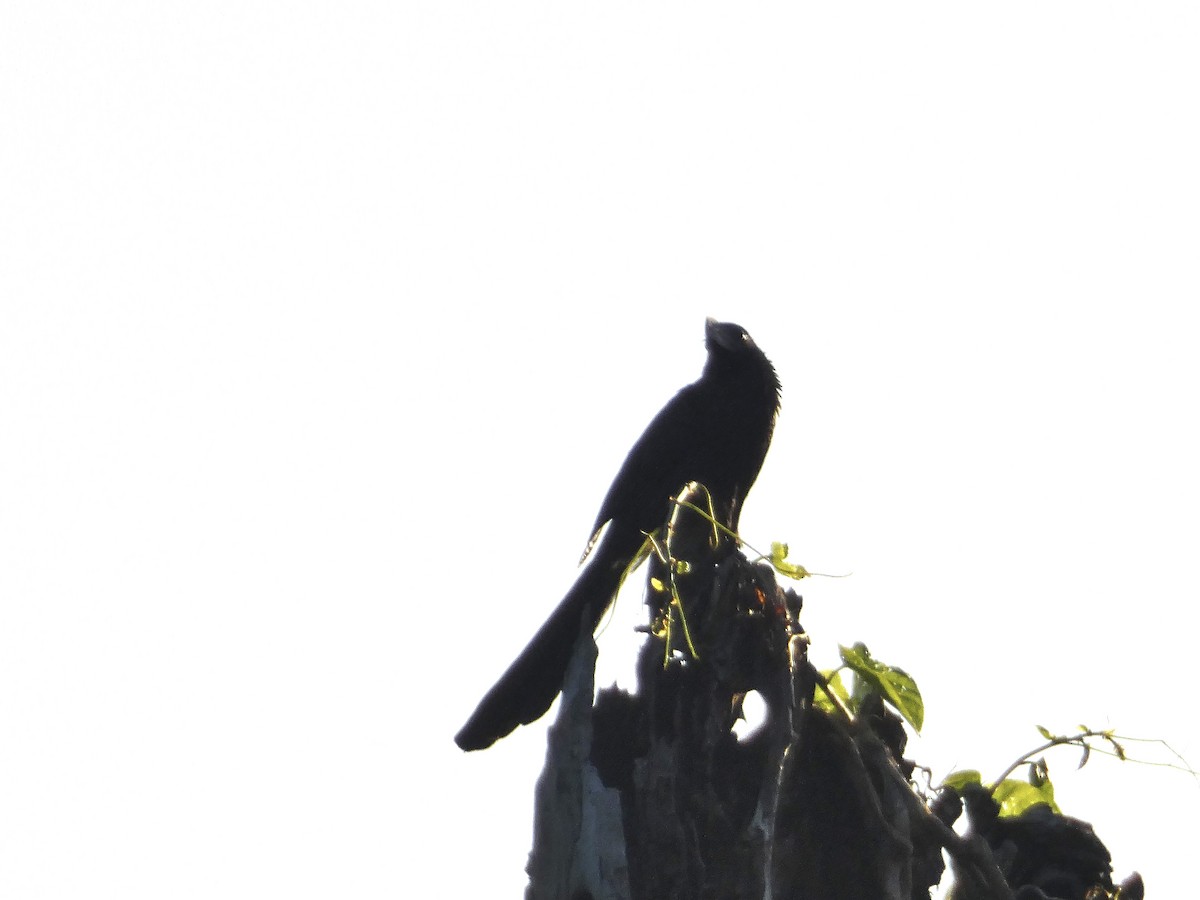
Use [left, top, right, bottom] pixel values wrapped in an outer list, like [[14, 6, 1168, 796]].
[[522, 485, 1138, 900]]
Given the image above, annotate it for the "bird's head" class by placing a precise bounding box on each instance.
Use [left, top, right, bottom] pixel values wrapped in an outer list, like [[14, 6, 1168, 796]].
[[705, 318, 761, 355], [703, 317, 781, 403]]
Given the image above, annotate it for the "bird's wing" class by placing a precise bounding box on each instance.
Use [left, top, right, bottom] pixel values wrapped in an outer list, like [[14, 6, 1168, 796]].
[[580, 383, 705, 563]]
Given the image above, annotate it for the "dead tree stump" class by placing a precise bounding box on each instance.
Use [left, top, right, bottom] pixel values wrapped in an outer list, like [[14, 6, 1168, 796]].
[[522, 485, 1138, 900]]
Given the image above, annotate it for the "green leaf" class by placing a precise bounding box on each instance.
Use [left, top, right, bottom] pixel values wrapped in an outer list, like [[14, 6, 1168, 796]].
[[993, 777, 1060, 817], [769, 541, 811, 580], [838, 643, 924, 732], [1037, 724, 1054, 740], [941, 769, 983, 791], [813, 669, 851, 715]]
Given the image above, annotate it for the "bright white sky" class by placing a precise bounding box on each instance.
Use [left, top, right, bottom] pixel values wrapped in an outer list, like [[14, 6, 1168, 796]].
[[3, 3, 1198, 897]]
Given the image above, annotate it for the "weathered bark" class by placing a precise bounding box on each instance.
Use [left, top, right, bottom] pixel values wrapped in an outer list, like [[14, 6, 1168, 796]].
[[526, 625, 631, 900]]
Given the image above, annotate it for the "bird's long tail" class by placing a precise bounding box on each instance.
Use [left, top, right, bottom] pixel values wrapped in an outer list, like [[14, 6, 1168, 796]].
[[454, 526, 644, 751]]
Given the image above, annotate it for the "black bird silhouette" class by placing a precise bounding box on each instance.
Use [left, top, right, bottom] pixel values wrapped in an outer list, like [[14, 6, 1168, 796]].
[[455, 318, 781, 751]]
